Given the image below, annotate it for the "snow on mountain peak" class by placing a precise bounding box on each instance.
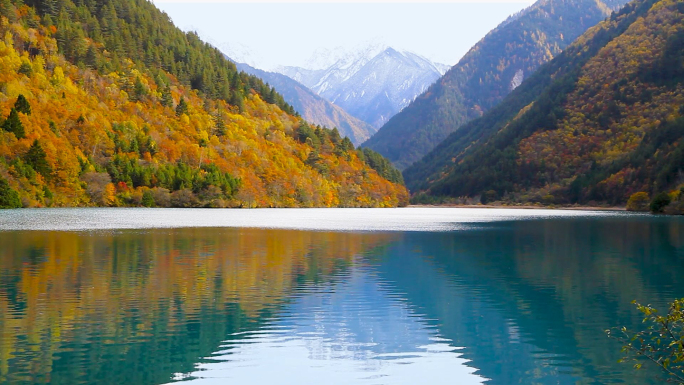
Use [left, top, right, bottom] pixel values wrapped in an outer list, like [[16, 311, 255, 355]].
[[303, 46, 349, 71], [273, 45, 448, 129]]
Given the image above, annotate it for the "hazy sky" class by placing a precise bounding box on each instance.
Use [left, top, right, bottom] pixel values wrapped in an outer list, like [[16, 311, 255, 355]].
[[152, 1, 535, 70]]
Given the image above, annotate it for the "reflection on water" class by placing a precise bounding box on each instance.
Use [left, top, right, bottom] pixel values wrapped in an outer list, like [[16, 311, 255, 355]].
[[182, 264, 483, 384], [0, 229, 397, 384], [0, 207, 616, 232], [0, 211, 683, 384], [369, 216, 684, 384]]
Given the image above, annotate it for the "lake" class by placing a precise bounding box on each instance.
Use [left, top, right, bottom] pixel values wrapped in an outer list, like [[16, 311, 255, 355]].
[[0, 208, 683, 384]]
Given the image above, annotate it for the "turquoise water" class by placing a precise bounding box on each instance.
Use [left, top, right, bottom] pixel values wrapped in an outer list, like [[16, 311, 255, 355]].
[[0, 209, 682, 384]]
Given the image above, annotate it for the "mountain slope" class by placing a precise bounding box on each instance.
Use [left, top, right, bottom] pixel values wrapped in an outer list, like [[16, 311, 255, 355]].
[[405, 0, 684, 210], [278, 44, 388, 96], [364, 0, 629, 170], [0, 0, 408, 208], [23, 0, 297, 117], [277, 47, 447, 129], [234, 62, 376, 145]]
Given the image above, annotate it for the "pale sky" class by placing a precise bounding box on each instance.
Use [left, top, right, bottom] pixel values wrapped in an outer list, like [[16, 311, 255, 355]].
[[152, 1, 535, 70]]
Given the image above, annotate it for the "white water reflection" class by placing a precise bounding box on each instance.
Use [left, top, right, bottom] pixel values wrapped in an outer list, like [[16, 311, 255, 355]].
[[0, 207, 630, 232], [172, 263, 487, 385]]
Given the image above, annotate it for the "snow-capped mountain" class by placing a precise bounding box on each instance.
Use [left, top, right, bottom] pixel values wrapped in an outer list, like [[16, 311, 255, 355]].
[[278, 44, 387, 94], [301, 46, 358, 71], [277, 47, 448, 129]]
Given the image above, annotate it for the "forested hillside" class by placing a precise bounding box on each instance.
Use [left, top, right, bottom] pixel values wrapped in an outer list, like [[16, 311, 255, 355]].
[[0, 0, 408, 208], [24, 0, 296, 115], [405, 0, 684, 213], [234, 61, 376, 145], [364, 0, 628, 170]]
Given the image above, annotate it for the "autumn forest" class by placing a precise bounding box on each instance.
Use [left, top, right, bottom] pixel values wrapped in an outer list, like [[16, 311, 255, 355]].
[[0, 0, 408, 208]]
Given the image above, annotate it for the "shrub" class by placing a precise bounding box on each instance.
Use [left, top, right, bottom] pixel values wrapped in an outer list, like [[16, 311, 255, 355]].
[[152, 188, 171, 207], [626, 192, 650, 212], [170, 189, 198, 208], [81, 172, 115, 206], [651, 192, 672, 213], [664, 200, 684, 215], [607, 299, 684, 384], [481, 190, 498, 204], [542, 194, 556, 205]]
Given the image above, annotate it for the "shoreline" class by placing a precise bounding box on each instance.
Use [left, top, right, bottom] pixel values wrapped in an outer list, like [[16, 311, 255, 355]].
[[1, 205, 628, 211], [408, 204, 627, 211]]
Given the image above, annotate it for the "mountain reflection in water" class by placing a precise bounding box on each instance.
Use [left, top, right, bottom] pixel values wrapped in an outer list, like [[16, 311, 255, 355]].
[[0, 211, 683, 384]]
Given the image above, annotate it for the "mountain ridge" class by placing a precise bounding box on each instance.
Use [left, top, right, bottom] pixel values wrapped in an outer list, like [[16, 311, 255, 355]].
[[404, 0, 684, 211], [363, 0, 630, 170], [276, 47, 448, 129]]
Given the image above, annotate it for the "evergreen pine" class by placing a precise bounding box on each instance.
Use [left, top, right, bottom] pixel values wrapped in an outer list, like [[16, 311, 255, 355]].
[[266, 88, 276, 104], [175, 96, 188, 116], [25, 140, 51, 177], [161, 86, 173, 108], [133, 77, 146, 102], [142, 190, 155, 207], [214, 113, 226, 136], [2, 108, 25, 139], [229, 75, 244, 112], [341, 137, 354, 152], [14, 94, 31, 115], [230, 92, 244, 113], [17, 62, 32, 77], [0, 176, 21, 209], [84, 45, 98, 69]]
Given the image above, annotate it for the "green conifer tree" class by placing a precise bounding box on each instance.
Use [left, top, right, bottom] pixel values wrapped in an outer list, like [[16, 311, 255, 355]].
[[84, 45, 98, 69], [214, 112, 226, 136], [24, 140, 51, 178], [14, 94, 31, 115], [133, 77, 146, 102], [0, 176, 21, 209], [175, 96, 188, 116], [2, 108, 25, 139], [17, 62, 32, 77], [230, 92, 244, 113], [161, 86, 173, 108], [142, 190, 155, 207]]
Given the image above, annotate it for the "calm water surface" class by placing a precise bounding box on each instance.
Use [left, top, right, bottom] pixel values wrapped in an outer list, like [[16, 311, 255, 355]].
[[0, 208, 683, 384]]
